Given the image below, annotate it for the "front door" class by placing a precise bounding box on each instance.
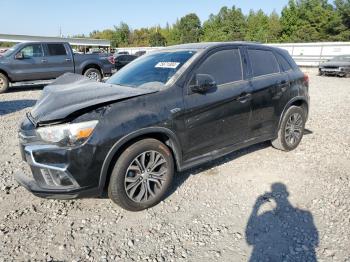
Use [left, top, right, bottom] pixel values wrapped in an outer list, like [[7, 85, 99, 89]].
[[10, 43, 48, 81], [181, 47, 252, 161]]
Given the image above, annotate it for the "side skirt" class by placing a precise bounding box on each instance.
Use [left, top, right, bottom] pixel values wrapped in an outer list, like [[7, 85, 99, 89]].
[[178, 134, 273, 172]]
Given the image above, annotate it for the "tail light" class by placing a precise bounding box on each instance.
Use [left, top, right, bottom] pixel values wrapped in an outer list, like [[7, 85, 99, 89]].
[[303, 73, 309, 85], [107, 56, 115, 65]]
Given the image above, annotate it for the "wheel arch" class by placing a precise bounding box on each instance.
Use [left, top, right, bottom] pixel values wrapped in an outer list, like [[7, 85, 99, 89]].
[[98, 127, 182, 192], [0, 69, 11, 82], [277, 97, 309, 131], [82, 63, 102, 75]]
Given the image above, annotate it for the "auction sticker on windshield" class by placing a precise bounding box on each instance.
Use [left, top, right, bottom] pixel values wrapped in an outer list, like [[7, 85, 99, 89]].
[[155, 62, 180, 69]]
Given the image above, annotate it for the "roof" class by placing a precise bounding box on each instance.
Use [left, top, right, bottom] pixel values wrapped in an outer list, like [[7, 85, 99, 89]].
[[163, 41, 264, 50]]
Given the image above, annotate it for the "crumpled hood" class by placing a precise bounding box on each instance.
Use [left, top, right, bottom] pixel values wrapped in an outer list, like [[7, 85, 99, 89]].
[[30, 73, 158, 124], [320, 61, 350, 67]]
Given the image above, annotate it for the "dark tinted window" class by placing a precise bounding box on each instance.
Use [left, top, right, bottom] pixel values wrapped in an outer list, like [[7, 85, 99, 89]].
[[276, 53, 292, 71], [20, 44, 43, 58], [127, 55, 137, 62], [116, 55, 127, 62], [248, 49, 280, 77], [47, 44, 67, 56], [197, 49, 243, 85]]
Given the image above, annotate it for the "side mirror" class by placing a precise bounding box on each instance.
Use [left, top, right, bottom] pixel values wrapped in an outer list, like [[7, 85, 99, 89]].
[[15, 52, 24, 59], [190, 74, 217, 93]]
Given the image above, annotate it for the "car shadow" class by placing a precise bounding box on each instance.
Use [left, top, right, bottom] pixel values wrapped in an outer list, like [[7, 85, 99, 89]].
[[245, 183, 319, 261], [0, 99, 36, 116], [166, 141, 271, 199], [304, 128, 313, 135], [166, 128, 314, 201], [8, 83, 46, 93]]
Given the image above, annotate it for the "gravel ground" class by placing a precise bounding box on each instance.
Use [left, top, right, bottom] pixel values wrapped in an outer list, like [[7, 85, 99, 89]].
[[0, 74, 349, 262]]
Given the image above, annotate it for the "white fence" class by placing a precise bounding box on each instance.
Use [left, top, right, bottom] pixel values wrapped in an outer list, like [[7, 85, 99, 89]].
[[117, 42, 350, 67], [269, 42, 350, 66]]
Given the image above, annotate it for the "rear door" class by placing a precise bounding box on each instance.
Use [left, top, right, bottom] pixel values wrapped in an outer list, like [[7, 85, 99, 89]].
[[43, 43, 74, 78], [182, 47, 252, 160], [10, 43, 48, 81], [247, 48, 289, 138]]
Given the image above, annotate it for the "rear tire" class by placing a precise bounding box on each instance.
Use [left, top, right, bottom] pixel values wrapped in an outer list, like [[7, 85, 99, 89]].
[[0, 73, 9, 94], [108, 139, 174, 211], [83, 68, 102, 82], [271, 106, 306, 151]]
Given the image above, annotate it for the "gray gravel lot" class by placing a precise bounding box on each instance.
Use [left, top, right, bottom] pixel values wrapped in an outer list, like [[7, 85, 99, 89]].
[[0, 74, 349, 261]]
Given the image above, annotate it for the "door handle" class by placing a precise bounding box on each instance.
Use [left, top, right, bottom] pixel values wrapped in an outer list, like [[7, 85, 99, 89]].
[[237, 92, 252, 103], [65, 58, 71, 62], [41, 59, 47, 63]]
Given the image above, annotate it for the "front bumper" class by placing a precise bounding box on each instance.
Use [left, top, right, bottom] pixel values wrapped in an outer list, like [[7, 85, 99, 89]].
[[17, 126, 103, 199]]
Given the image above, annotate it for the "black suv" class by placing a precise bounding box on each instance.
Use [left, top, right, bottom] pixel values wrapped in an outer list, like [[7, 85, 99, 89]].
[[17, 42, 309, 211]]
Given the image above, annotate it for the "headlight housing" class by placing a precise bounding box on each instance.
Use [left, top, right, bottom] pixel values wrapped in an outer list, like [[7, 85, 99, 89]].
[[36, 120, 98, 146]]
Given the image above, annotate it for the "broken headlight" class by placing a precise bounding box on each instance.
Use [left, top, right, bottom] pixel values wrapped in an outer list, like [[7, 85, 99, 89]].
[[36, 120, 98, 146]]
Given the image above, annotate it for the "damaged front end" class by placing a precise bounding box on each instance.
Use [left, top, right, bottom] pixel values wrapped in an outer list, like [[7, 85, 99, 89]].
[[16, 73, 158, 199]]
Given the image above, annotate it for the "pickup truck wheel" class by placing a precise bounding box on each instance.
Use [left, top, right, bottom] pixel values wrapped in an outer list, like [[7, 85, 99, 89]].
[[0, 73, 9, 94], [271, 106, 306, 151], [108, 139, 174, 211], [84, 68, 102, 82]]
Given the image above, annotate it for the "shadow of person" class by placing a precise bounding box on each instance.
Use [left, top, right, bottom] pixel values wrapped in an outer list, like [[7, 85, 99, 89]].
[[245, 183, 319, 262]]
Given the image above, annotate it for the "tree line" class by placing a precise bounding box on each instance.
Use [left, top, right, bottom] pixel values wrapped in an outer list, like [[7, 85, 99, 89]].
[[88, 0, 350, 47], [0, 0, 349, 48]]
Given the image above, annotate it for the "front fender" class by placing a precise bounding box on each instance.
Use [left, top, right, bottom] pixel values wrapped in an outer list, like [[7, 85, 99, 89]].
[[0, 64, 11, 81], [98, 126, 183, 192]]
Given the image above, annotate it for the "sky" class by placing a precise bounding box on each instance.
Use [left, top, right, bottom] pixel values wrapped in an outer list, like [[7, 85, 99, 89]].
[[0, 0, 288, 37]]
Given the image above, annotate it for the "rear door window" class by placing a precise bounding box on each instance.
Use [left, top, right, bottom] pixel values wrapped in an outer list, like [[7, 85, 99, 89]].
[[47, 44, 67, 56], [196, 49, 243, 85], [248, 49, 280, 77]]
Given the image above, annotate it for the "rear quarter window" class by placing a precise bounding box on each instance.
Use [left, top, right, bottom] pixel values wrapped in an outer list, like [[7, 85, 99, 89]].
[[248, 49, 280, 77]]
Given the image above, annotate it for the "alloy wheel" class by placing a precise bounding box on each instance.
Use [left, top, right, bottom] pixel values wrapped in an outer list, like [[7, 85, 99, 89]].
[[87, 71, 99, 81], [124, 151, 167, 203], [285, 112, 303, 146]]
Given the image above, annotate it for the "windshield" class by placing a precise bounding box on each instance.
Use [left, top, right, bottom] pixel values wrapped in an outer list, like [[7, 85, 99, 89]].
[[106, 50, 196, 88], [1, 43, 20, 57], [330, 55, 350, 62]]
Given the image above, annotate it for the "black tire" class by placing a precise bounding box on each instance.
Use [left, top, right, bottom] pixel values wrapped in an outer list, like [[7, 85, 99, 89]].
[[83, 68, 102, 82], [108, 139, 174, 211], [0, 73, 9, 94], [271, 106, 306, 151]]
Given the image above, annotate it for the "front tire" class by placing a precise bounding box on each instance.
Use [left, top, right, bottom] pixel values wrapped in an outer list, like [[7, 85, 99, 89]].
[[108, 139, 174, 211], [0, 73, 9, 94], [272, 106, 306, 151], [83, 68, 102, 82]]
